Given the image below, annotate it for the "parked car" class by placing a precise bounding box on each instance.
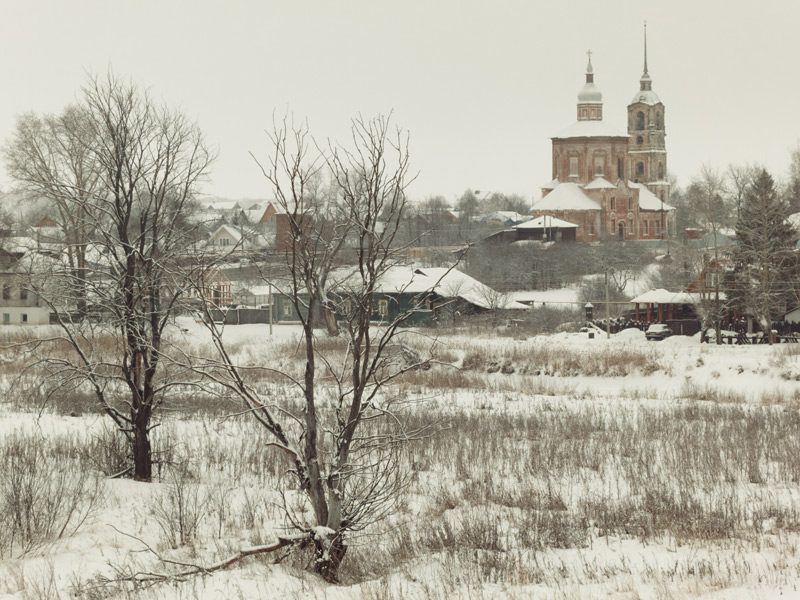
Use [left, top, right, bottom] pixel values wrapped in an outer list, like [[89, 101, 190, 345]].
[[645, 323, 673, 341]]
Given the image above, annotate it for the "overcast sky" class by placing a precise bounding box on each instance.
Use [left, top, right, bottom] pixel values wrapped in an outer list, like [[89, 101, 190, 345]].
[[1, 1, 797, 206]]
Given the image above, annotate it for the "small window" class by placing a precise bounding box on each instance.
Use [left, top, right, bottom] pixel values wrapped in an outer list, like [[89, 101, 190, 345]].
[[617, 157, 623, 179], [2, 314, 8, 324], [610, 197, 615, 211], [569, 157, 579, 177], [220, 238, 230, 246], [636, 136, 643, 146], [628, 197, 634, 211], [21, 314, 27, 323], [705, 272, 720, 289], [587, 221, 594, 235], [282, 303, 292, 317], [635, 111, 645, 130], [2, 285, 9, 300], [658, 163, 665, 180], [19, 288, 27, 301], [636, 162, 645, 176], [378, 299, 389, 317], [643, 220, 649, 236]]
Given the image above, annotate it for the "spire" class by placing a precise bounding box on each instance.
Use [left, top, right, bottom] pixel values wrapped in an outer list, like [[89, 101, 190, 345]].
[[639, 22, 652, 91], [585, 49, 595, 83], [643, 22, 648, 76]]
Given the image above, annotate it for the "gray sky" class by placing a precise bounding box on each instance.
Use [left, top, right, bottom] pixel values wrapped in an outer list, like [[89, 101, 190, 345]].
[[1, 0, 797, 205]]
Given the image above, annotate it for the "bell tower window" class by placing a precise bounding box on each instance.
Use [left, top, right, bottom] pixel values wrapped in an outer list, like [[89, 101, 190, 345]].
[[635, 111, 645, 130]]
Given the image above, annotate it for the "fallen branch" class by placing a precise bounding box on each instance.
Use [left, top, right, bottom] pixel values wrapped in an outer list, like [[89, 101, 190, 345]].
[[101, 526, 309, 586]]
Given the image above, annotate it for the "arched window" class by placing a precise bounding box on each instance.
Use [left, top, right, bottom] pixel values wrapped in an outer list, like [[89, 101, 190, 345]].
[[658, 163, 665, 180], [610, 197, 615, 210], [617, 157, 623, 179], [656, 112, 663, 129], [643, 220, 649, 236], [636, 162, 644, 176], [635, 111, 645, 130], [618, 221, 626, 240]]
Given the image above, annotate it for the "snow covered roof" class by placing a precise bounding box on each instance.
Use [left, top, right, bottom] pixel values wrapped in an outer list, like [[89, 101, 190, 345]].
[[630, 289, 715, 304], [209, 224, 243, 243], [553, 120, 629, 139], [541, 178, 559, 190], [516, 216, 579, 229], [534, 182, 601, 211], [584, 176, 617, 190], [630, 89, 662, 105], [629, 182, 675, 211], [332, 266, 528, 310], [483, 211, 529, 224], [206, 201, 241, 212]]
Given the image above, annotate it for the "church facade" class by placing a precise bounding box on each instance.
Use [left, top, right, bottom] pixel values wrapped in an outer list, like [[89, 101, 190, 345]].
[[533, 34, 675, 242]]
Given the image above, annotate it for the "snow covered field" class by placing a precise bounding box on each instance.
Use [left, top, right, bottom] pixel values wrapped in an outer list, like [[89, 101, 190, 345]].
[[0, 322, 799, 599]]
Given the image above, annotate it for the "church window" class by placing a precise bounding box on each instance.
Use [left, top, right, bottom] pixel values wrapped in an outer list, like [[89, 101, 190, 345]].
[[628, 197, 634, 211], [588, 221, 594, 235], [610, 197, 615, 210], [617, 157, 623, 179], [658, 163, 665, 180], [569, 157, 578, 177], [656, 112, 663, 129], [636, 162, 644, 177], [594, 156, 605, 176], [643, 220, 649, 236], [636, 136, 643, 146], [635, 111, 645, 130]]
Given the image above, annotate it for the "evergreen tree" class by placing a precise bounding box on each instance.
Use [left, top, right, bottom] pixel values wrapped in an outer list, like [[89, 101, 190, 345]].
[[725, 168, 799, 343]]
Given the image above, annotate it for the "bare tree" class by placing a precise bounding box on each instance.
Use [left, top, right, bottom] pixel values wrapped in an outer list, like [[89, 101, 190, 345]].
[[690, 165, 729, 343], [4, 106, 104, 315], [18, 73, 214, 481], [196, 115, 434, 582]]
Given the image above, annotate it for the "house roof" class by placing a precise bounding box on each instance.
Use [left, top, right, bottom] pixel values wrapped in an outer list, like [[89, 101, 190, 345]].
[[584, 176, 618, 190], [533, 182, 601, 211], [210, 224, 243, 243], [630, 289, 720, 304], [553, 120, 629, 139], [206, 201, 241, 212], [516, 216, 579, 229], [629, 182, 675, 211], [541, 178, 560, 190], [332, 266, 529, 310]]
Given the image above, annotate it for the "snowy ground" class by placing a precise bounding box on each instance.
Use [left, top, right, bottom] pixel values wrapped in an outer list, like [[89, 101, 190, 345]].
[[0, 322, 799, 599]]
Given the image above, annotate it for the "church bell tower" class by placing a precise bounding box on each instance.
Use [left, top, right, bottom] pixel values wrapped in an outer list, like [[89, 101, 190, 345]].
[[627, 24, 670, 204]]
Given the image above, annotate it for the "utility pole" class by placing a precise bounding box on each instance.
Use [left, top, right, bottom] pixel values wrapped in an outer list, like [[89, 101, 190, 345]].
[[605, 268, 611, 339], [268, 285, 273, 335]]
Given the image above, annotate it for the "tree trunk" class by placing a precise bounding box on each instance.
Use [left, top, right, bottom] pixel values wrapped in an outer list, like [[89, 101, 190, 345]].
[[132, 420, 152, 481], [323, 306, 340, 337], [314, 534, 347, 583]]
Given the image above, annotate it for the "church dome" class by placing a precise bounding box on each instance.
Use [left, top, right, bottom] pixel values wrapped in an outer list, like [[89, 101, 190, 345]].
[[578, 82, 603, 104], [577, 55, 602, 104]]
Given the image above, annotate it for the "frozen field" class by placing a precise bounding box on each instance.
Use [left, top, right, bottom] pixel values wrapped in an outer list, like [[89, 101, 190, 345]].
[[0, 322, 798, 599]]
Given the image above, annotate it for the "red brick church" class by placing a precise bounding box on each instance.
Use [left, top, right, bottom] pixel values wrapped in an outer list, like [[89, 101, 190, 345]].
[[532, 29, 676, 242]]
